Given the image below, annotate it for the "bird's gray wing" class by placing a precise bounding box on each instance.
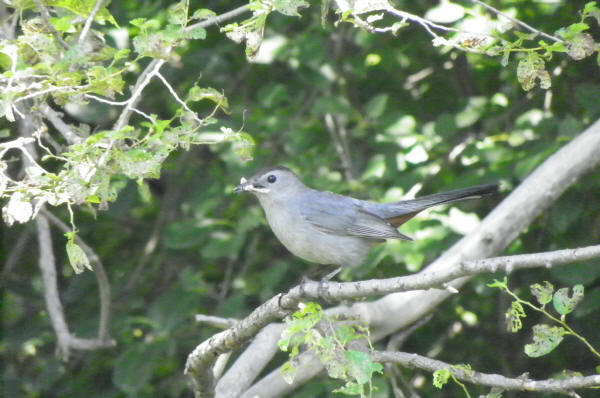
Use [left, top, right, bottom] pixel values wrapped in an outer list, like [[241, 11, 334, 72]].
[[299, 192, 412, 241]]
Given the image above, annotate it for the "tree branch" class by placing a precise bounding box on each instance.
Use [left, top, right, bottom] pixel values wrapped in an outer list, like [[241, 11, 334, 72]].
[[78, 0, 104, 46], [469, 0, 564, 43], [373, 350, 600, 393], [213, 117, 600, 397], [186, 5, 251, 32], [41, 209, 114, 342], [185, 244, 600, 396], [36, 213, 115, 359]]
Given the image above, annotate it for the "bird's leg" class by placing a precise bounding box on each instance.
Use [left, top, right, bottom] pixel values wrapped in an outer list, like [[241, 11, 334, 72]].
[[317, 266, 342, 300]]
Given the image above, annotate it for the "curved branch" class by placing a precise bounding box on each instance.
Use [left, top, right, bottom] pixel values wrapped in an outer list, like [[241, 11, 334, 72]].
[[214, 117, 600, 397], [373, 350, 600, 393], [36, 213, 115, 359], [41, 209, 114, 342], [185, 244, 600, 396]]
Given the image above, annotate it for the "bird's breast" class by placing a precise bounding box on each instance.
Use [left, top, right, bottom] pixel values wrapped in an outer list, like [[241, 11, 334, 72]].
[[261, 201, 372, 267]]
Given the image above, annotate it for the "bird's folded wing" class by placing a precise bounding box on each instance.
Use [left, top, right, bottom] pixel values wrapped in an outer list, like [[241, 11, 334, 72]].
[[301, 199, 412, 241]]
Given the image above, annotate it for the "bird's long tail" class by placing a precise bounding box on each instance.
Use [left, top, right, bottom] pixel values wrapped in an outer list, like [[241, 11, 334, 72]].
[[385, 183, 498, 227]]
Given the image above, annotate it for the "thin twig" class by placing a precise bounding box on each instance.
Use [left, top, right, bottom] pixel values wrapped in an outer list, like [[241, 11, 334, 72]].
[[38, 104, 82, 145], [185, 4, 251, 32], [78, 0, 104, 46], [33, 0, 69, 49], [469, 0, 564, 43], [373, 350, 600, 392], [155, 71, 204, 124], [195, 314, 238, 329]]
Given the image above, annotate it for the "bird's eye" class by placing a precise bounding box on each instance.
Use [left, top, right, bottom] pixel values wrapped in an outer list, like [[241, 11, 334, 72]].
[[267, 174, 277, 183]]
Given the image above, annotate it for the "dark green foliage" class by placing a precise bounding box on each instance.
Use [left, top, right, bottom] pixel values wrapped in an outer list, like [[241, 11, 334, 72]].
[[2, 1, 600, 397]]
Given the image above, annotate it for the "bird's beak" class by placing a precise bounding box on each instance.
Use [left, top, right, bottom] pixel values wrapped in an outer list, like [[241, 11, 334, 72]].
[[233, 177, 270, 194], [233, 177, 249, 193]]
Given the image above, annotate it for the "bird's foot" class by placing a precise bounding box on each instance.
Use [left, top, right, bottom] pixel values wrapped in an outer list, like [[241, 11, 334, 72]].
[[317, 267, 341, 300]]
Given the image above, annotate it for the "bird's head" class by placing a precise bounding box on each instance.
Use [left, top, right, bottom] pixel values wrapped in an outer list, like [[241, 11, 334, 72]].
[[233, 166, 305, 200]]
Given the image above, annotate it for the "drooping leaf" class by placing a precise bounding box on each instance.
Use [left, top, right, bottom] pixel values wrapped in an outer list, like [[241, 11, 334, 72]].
[[553, 285, 584, 316], [530, 281, 554, 306], [524, 324, 566, 357], [66, 238, 92, 274]]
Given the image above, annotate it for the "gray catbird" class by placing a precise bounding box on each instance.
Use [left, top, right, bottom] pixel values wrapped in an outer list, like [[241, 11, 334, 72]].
[[234, 166, 497, 277]]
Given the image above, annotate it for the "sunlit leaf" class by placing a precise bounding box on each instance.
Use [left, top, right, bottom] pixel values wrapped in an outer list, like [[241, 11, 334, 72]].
[[524, 324, 566, 357]]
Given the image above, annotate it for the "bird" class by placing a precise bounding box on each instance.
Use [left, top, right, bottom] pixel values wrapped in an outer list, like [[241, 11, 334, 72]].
[[234, 166, 497, 279]]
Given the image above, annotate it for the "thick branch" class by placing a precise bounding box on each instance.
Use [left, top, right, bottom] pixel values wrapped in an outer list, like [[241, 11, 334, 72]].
[[218, 118, 600, 397], [186, 245, 600, 396], [373, 350, 600, 393]]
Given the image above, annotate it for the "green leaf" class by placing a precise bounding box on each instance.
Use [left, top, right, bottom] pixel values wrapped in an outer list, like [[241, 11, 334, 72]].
[[433, 368, 451, 388], [517, 53, 551, 91], [273, 0, 309, 16], [168, 0, 188, 26], [584, 1, 598, 15], [185, 27, 207, 40], [48, 0, 118, 27], [524, 324, 566, 357], [49, 16, 74, 32], [344, 350, 383, 385], [566, 33, 595, 61], [365, 93, 388, 119], [335, 324, 363, 345], [191, 8, 216, 20], [187, 86, 229, 111], [553, 285, 584, 315], [281, 361, 297, 384], [487, 277, 508, 290], [66, 239, 92, 274], [223, 13, 268, 60], [530, 281, 554, 306], [506, 301, 526, 332]]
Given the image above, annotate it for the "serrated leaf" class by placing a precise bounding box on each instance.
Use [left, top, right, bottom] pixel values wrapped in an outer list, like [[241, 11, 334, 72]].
[[517, 54, 551, 91], [187, 86, 229, 110], [66, 239, 92, 273], [487, 277, 508, 289], [185, 27, 206, 40], [191, 8, 216, 20], [344, 350, 383, 385], [553, 285, 584, 315], [273, 0, 309, 16], [530, 281, 554, 306], [506, 301, 526, 332], [566, 33, 595, 60], [223, 14, 267, 60], [168, 0, 188, 26], [48, 0, 118, 27], [433, 368, 451, 388], [524, 324, 566, 357]]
